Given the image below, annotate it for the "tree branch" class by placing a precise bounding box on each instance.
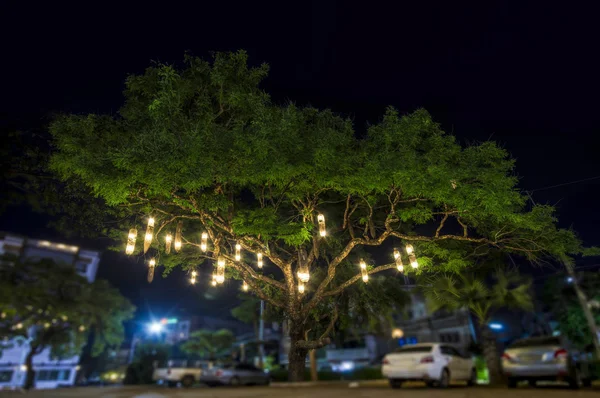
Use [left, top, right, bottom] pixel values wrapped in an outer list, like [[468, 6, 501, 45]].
[[435, 213, 449, 238], [322, 263, 397, 298]]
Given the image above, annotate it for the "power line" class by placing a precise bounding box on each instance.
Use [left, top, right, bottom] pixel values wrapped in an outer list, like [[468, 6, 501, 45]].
[[529, 175, 600, 193]]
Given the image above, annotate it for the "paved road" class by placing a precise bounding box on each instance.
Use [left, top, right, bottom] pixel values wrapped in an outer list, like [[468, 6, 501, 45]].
[[1, 384, 599, 398]]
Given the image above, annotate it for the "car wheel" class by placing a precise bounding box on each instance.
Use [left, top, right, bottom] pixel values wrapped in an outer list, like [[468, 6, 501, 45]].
[[467, 369, 477, 386], [181, 375, 194, 388], [507, 377, 518, 388], [229, 376, 241, 387], [568, 368, 581, 390], [438, 369, 450, 388], [389, 379, 402, 389]]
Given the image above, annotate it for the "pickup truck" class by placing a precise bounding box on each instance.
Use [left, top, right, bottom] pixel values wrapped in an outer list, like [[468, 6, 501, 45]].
[[152, 360, 208, 388]]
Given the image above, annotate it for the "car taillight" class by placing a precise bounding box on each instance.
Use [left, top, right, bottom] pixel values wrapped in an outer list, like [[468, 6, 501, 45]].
[[382, 358, 390, 365], [501, 353, 513, 362], [420, 356, 434, 364], [215, 370, 223, 376], [554, 349, 568, 359]]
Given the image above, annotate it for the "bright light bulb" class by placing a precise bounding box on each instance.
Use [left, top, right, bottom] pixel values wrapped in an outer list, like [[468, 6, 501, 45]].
[[297, 271, 310, 283], [126, 228, 137, 255], [405, 244, 414, 255], [15, 323, 23, 329], [200, 232, 208, 252], [257, 253, 263, 268], [216, 275, 225, 284], [145, 233, 153, 241], [362, 274, 369, 283], [235, 243, 241, 261], [397, 264, 404, 273], [410, 255, 419, 269], [190, 277, 196, 284], [165, 234, 172, 243], [393, 248, 400, 259], [218, 257, 225, 268], [359, 260, 367, 269], [148, 218, 155, 227], [79, 325, 86, 332], [191, 270, 197, 277], [298, 283, 305, 294], [242, 281, 249, 292], [149, 258, 156, 267], [317, 213, 326, 237], [174, 241, 182, 250], [211, 280, 217, 286]]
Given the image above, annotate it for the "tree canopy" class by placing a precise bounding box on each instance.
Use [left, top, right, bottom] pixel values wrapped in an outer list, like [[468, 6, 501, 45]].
[[0, 256, 135, 388], [47, 50, 586, 380], [180, 329, 235, 359]]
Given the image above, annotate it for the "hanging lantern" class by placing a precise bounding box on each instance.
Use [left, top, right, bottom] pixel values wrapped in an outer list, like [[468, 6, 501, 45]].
[[317, 213, 326, 237], [79, 325, 86, 332], [235, 243, 242, 261], [359, 259, 369, 283], [216, 256, 226, 284], [125, 229, 137, 255], [143, 217, 155, 254], [242, 281, 249, 292], [148, 258, 156, 283], [165, 233, 173, 254], [190, 276, 197, 285], [257, 253, 263, 269], [174, 221, 183, 252], [211, 274, 217, 286], [298, 283, 305, 294], [200, 232, 208, 252], [191, 270, 197, 277], [409, 254, 419, 269], [393, 248, 404, 273], [405, 244, 414, 255]]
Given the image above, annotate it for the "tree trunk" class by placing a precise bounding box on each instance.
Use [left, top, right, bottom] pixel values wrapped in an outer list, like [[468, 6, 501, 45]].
[[287, 327, 307, 382], [566, 265, 600, 358], [309, 349, 318, 381], [23, 345, 37, 390], [481, 327, 502, 385]]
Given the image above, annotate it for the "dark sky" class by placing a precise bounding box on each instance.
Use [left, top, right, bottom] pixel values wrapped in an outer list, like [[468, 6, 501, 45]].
[[1, 1, 599, 323]]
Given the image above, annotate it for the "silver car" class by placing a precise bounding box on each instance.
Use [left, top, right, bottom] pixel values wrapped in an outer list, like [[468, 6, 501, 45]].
[[501, 336, 592, 389], [200, 363, 270, 386]]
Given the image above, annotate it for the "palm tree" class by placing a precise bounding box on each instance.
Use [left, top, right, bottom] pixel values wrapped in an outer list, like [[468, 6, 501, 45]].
[[421, 269, 533, 385]]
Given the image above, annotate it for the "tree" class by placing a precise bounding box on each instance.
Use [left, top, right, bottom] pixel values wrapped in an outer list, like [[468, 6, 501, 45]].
[[543, 272, 600, 350], [124, 342, 169, 385], [180, 329, 235, 360], [421, 269, 533, 385], [0, 256, 135, 389], [48, 51, 586, 381]]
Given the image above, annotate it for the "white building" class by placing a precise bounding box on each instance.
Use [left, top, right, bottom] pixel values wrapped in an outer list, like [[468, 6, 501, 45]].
[[0, 233, 100, 389]]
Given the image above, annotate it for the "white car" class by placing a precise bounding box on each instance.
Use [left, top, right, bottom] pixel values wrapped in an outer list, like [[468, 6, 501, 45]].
[[382, 343, 476, 388]]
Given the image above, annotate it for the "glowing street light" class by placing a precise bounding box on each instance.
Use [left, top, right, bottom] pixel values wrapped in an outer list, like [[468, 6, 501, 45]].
[[149, 322, 163, 334]]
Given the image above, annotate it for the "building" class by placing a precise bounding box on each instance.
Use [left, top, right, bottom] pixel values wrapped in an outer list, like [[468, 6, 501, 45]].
[[0, 233, 100, 389]]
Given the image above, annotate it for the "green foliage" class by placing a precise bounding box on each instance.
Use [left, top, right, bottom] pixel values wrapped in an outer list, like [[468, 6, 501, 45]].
[[542, 273, 600, 349], [180, 329, 235, 359], [420, 268, 533, 324], [0, 256, 135, 360]]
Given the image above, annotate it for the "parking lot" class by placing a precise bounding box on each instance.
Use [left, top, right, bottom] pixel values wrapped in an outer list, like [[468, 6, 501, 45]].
[[2, 383, 600, 398]]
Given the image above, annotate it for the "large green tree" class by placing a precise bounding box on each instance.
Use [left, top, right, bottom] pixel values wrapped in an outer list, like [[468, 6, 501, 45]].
[[0, 256, 135, 389], [421, 269, 533, 385], [48, 51, 585, 381]]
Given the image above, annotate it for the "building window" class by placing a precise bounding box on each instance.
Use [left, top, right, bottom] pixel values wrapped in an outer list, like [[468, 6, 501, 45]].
[[36, 369, 70, 381], [0, 370, 14, 382]]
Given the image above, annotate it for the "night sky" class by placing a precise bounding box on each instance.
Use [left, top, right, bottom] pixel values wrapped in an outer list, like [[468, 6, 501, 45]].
[[1, 1, 599, 326]]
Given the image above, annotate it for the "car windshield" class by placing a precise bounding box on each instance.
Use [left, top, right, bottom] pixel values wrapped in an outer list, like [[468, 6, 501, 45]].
[[510, 337, 561, 348], [395, 345, 432, 353]]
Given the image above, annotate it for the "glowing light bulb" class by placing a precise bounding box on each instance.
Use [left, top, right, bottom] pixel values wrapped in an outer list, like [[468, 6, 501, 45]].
[[149, 258, 156, 267], [242, 281, 249, 292], [15, 323, 23, 330], [359, 259, 367, 270], [297, 271, 310, 283], [235, 243, 241, 261], [409, 254, 419, 269], [298, 283, 305, 294], [257, 252, 263, 268], [211, 280, 217, 287], [362, 274, 369, 283], [216, 257, 225, 284], [143, 217, 155, 254], [174, 221, 183, 252], [147, 258, 156, 283], [317, 214, 326, 237], [165, 233, 172, 254], [200, 232, 208, 252], [190, 276, 197, 284], [393, 248, 403, 272], [126, 229, 137, 255], [359, 259, 369, 282], [405, 244, 414, 255], [79, 325, 86, 332], [191, 270, 197, 277]]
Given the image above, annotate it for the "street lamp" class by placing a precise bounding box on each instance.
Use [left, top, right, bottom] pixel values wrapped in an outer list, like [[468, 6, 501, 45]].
[[149, 322, 163, 334]]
